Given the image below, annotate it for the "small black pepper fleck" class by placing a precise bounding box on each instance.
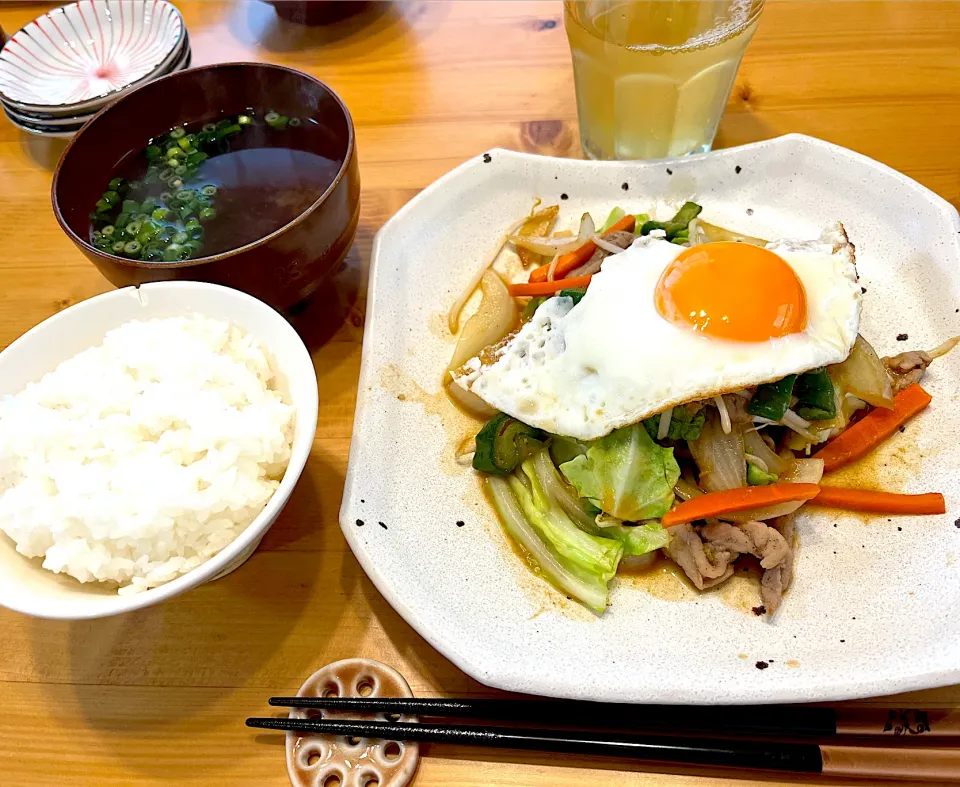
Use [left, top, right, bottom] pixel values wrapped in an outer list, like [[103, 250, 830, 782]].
[[833, 523, 837, 528], [356, 519, 364, 527], [751, 605, 766, 616], [755, 661, 769, 670], [898, 425, 906, 433], [482, 153, 492, 163], [896, 333, 908, 341], [897, 526, 902, 532], [833, 551, 837, 555], [768, 659, 775, 663], [378, 521, 388, 530], [852, 617, 856, 620], [560, 193, 569, 200], [456, 520, 465, 528], [665, 168, 673, 175], [861, 286, 867, 294], [956, 308, 959, 313], [745, 207, 754, 216], [840, 639, 846, 643], [954, 518, 960, 528], [735, 165, 742, 174], [621, 182, 629, 191], [360, 499, 365, 503]]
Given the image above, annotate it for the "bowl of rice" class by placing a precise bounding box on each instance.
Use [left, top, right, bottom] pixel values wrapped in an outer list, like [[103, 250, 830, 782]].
[[0, 281, 317, 619]]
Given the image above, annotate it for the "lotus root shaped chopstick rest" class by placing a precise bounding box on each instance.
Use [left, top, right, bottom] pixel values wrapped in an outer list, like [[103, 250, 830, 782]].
[[286, 659, 420, 787]]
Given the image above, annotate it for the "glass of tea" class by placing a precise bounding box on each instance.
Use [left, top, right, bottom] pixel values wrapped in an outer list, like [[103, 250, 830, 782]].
[[564, 0, 764, 160]]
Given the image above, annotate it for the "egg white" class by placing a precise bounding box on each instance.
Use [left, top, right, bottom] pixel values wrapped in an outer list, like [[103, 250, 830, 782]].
[[453, 224, 861, 440]]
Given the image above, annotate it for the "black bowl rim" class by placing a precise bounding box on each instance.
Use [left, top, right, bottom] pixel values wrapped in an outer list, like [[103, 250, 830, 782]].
[[51, 61, 356, 271]]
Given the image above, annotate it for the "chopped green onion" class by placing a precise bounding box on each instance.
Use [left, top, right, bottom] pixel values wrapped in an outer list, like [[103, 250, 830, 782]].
[[122, 199, 138, 214], [92, 230, 103, 241], [151, 207, 170, 221], [264, 111, 280, 124], [178, 136, 193, 151], [215, 124, 242, 138], [159, 191, 173, 202], [143, 246, 165, 262], [170, 127, 186, 139], [115, 213, 130, 229], [140, 198, 156, 213], [289, 117, 301, 127], [170, 178, 184, 190], [216, 118, 232, 130], [202, 122, 217, 133], [101, 225, 116, 237], [157, 227, 175, 244], [102, 190, 120, 205], [198, 207, 217, 222], [137, 222, 161, 244], [111, 241, 126, 254], [178, 204, 193, 220], [175, 189, 195, 202], [123, 241, 141, 255], [173, 231, 189, 244], [107, 177, 123, 191], [163, 243, 186, 261], [125, 220, 142, 236], [159, 167, 174, 181], [174, 165, 187, 176], [95, 199, 112, 213], [200, 185, 217, 197], [237, 114, 253, 126], [145, 145, 162, 161]]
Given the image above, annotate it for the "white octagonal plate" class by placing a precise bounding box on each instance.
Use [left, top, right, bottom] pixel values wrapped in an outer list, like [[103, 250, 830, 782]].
[[342, 135, 960, 704]]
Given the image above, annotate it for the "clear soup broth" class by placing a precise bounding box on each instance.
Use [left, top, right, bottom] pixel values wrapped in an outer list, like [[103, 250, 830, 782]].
[[89, 111, 343, 262]]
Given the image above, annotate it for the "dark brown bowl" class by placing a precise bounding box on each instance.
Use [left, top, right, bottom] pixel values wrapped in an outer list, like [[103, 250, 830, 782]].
[[52, 62, 359, 312]]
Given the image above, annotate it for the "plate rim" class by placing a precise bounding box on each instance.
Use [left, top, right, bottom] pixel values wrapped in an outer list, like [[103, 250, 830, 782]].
[[343, 134, 960, 703]]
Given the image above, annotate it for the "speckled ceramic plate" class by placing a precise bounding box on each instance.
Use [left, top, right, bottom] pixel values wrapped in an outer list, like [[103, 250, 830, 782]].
[[342, 135, 960, 704]]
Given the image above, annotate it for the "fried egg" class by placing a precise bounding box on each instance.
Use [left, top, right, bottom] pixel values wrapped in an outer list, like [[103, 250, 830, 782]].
[[452, 224, 860, 440]]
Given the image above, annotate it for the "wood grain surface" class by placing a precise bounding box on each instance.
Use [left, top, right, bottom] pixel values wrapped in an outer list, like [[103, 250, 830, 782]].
[[1, 2, 959, 785]]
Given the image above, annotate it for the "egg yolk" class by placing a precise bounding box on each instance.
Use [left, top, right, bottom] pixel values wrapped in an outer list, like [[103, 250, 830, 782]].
[[654, 242, 807, 342]]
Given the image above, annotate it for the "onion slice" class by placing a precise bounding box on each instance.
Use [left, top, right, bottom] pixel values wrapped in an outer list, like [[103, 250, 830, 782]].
[[448, 270, 517, 370], [448, 214, 529, 333]]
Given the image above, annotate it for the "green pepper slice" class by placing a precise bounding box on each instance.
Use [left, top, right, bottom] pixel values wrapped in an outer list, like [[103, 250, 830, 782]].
[[473, 413, 543, 475], [747, 374, 797, 421], [793, 368, 836, 420]]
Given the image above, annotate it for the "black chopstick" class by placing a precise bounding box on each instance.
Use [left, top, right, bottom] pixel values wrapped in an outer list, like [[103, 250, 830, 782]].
[[266, 697, 960, 739], [247, 716, 823, 772], [267, 696, 835, 738], [247, 716, 960, 780]]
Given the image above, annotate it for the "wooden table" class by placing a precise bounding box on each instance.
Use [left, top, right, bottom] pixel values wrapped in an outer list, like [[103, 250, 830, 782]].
[[1, 1, 959, 784]]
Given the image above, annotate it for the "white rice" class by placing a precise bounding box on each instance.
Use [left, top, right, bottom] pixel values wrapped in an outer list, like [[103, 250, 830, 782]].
[[0, 315, 295, 595]]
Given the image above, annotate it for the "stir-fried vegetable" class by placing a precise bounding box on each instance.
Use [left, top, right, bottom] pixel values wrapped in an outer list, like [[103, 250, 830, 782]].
[[813, 383, 931, 472], [508, 274, 593, 297], [811, 486, 945, 515], [747, 375, 797, 421], [662, 483, 821, 527], [558, 423, 680, 521], [529, 450, 669, 556], [486, 474, 618, 613], [448, 270, 517, 370], [689, 409, 746, 492], [643, 405, 705, 442], [722, 458, 824, 522], [639, 202, 702, 241], [692, 219, 768, 246], [792, 368, 837, 420], [831, 335, 894, 409], [528, 214, 636, 283], [512, 204, 560, 267], [510, 210, 592, 258], [473, 413, 543, 475], [747, 463, 778, 486]]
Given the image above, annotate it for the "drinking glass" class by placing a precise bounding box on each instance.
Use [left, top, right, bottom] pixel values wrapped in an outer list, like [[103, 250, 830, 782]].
[[564, 0, 765, 160]]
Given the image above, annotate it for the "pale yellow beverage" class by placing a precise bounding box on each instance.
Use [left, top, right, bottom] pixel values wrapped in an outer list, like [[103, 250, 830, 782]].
[[564, 0, 764, 160]]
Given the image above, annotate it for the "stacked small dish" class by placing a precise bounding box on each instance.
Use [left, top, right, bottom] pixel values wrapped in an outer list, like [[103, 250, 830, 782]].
[[0, 0, 189, 139]]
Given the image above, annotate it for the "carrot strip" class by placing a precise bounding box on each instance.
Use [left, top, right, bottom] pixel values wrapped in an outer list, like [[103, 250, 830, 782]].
[[662, 483, 821, 527], [507, 274, 593, 298], [811, 486, 945, 515], [528, 215, 636, 283], [813, 384, 932, 472]]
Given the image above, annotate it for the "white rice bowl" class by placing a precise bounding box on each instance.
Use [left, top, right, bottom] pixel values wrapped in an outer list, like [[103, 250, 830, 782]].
[[0, 314, 295, 595]]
